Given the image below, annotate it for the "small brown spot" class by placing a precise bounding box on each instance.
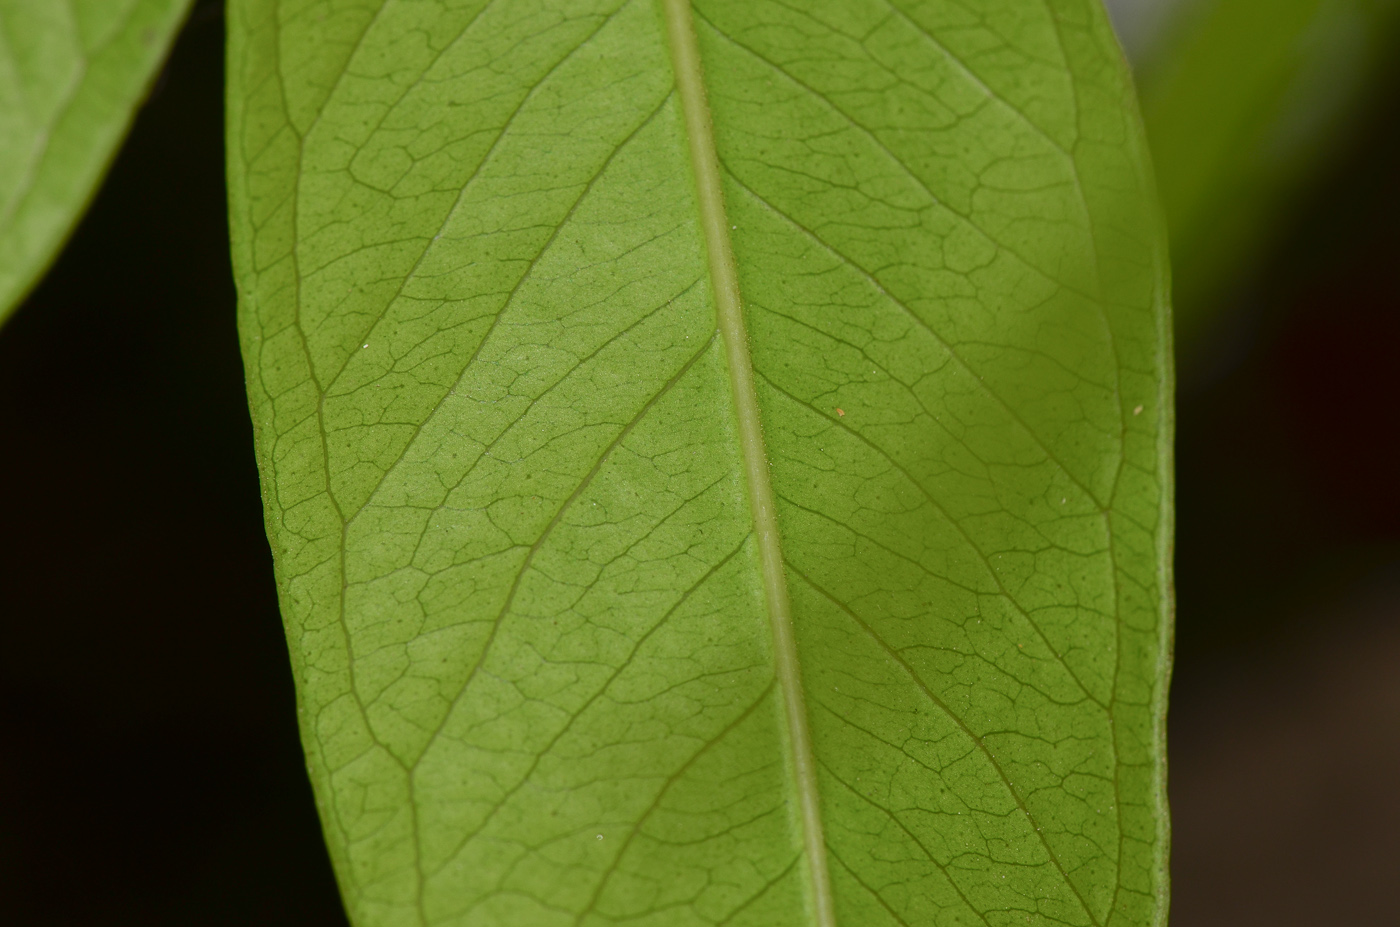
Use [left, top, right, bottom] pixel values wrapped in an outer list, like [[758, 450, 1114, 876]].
[[836, 408, 845, 417], [1133, 405, 1144, 415]]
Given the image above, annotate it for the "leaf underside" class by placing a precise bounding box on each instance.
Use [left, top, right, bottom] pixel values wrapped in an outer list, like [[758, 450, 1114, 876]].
[[227, 1, 1172, 926], [0, 0, 192, 323]]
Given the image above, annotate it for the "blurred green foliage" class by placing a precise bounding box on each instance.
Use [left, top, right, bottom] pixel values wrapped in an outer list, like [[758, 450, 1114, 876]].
[[0, 0, 193, 324], [1127, 0, 1400, 348]]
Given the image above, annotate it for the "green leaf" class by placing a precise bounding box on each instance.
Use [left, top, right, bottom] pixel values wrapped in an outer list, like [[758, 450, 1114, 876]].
[[1133, 0, 1400, 341], [227, 1, 1172, 925], [0, 0, 193, 323]]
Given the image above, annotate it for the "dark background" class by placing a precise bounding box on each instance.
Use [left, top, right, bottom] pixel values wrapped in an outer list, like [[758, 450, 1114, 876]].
[[1, 5, 1396, 924]]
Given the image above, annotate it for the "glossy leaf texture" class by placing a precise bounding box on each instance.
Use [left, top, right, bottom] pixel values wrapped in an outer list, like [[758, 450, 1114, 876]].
[[0, 0, 193, 322], [227, 1, 1172, 925]]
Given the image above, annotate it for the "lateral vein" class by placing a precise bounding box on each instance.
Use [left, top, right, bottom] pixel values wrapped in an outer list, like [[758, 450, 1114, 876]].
[[661, 4, 836, 925]]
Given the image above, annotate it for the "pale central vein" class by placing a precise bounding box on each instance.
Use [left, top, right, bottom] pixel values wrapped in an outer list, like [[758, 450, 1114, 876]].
[[661, 3, 836, 926]]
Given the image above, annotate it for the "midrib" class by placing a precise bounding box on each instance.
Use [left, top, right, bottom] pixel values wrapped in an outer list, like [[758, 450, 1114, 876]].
[[661, 3, 836, 925]]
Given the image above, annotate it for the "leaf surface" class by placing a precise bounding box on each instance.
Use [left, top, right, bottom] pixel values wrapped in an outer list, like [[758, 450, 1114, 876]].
[[0, 0, 192, 322], [227, 1, 1172, 925]]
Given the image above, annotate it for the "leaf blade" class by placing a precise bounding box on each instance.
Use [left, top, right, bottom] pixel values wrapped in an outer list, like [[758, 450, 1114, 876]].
[[227, 1, 1172, 925], [695, 2, 1172, 923]]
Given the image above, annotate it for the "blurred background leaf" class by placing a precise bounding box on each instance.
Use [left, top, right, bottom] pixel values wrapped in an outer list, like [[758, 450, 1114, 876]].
[[0, 0, 194, 323], [1107, 0, 1400, 361]]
